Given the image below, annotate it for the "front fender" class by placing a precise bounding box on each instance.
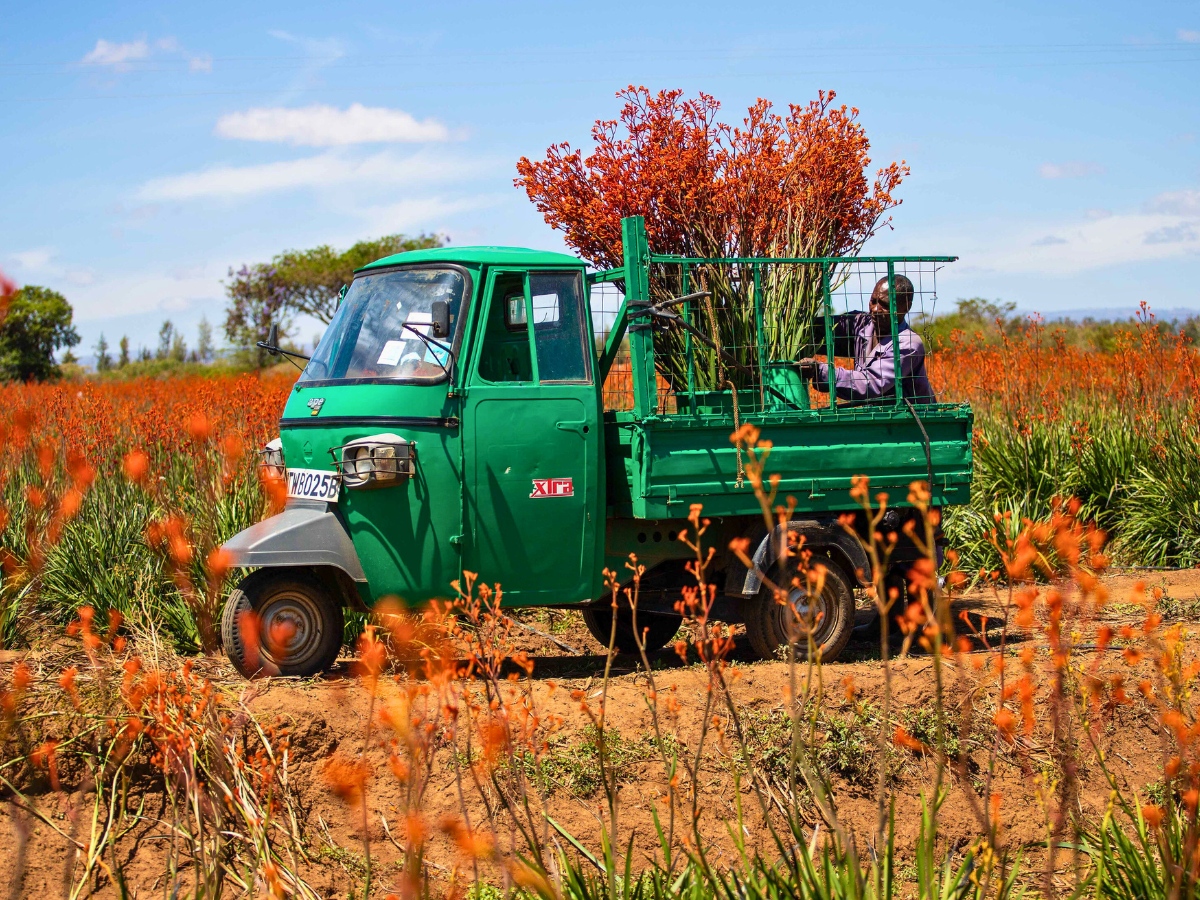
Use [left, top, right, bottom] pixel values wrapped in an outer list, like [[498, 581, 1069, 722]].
[[222, 499, 367, 582]]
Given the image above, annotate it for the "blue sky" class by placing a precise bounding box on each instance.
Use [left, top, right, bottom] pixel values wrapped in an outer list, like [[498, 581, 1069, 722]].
[[2, 0, 1198, 358]]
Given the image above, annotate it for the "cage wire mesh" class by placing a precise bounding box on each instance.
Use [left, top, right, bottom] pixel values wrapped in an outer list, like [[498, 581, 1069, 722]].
[[589, 280, 635, 410], [590, 259, 944, 414]]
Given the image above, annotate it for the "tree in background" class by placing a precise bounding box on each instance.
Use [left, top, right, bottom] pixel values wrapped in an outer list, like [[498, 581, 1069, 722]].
[[913, 298, 1020, 351], [196, 316, 214, 363], [223, 233, 444, 366], [0, 285, 81, 381], [156, 321, 174, 360], [515, 87, 907, 388], [95, 333, 112, 372], [913, 298, 1200, 354], [223, 263, 291, 368], [269, 233, 445, 323], [118, 335, 130, 368]]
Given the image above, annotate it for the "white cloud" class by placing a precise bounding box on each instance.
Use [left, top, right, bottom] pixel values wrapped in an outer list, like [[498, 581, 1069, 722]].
[[267, 30, 344, 59], [1146, 189, 1200, 216], [353, 194, 502, 236], [1038, 161, 1106, 179], [81, 39, 149, 70], [156, 37, 212, 72], [1179, 29, 1200, 42], [11, 247, 54, 271], [82, 35, 210, 74], [215, 103, 450, 146], [972, 202, 1200, 274], [1145, 223, 1197, 245], [138, 150, 483, 201], [68, 265, 226, 322]]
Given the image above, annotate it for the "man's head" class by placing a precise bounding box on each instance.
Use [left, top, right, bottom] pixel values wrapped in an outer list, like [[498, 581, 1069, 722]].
[[869, 274, 915, 334]]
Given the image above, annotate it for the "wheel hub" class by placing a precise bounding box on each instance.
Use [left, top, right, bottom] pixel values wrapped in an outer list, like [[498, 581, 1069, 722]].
[[783, 582, 830, 640], [261, 594, 320, 664]]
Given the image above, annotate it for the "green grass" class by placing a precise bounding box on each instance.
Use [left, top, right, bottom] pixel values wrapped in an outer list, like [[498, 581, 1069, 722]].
[[737, 704, 887, 787], [899, 706, 962, 760], [518, 725, 654, 797], [0, 449, 267, 651], [946, 410, 1200, 575]]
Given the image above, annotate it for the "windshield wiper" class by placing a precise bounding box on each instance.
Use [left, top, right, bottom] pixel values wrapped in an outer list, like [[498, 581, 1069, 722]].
[[401, 323, 454, 380]]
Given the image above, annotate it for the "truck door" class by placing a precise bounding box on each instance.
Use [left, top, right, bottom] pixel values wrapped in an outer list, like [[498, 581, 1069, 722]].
[[464, 268, 601, 605]]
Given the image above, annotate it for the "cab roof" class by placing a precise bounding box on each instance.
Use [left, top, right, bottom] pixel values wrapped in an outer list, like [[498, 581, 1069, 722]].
[[357, 245, 584, 272]]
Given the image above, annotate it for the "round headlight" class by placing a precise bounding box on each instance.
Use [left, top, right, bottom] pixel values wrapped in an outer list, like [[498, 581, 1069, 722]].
[[258, 437, 285, 480], [335, 433, 414, 489], [348, 445, 373, 477]]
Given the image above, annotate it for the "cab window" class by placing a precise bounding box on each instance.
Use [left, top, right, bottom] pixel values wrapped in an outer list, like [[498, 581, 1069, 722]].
[[476, 271, 590, 384], [530, 272, 589, 383], [477, 273, 533, 383]]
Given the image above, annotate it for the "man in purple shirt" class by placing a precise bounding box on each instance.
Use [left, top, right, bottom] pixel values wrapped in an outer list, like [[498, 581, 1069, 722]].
[[796, 274, 936, 404]]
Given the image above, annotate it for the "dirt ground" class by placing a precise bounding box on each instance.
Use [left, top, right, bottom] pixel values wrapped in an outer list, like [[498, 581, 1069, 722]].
[[4, 567, 1200, 897]]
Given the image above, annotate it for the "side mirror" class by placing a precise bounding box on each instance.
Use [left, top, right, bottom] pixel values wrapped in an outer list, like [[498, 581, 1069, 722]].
[[431, 300, 450, 338], [266, 323, 279, 355]]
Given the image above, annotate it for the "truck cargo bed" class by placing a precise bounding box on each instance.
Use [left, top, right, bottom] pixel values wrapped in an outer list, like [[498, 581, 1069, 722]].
[[605, 402, 972, 518]]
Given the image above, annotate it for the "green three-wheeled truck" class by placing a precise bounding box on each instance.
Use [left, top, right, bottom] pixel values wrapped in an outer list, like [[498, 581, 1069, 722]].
[[220, 215, 973, 676]]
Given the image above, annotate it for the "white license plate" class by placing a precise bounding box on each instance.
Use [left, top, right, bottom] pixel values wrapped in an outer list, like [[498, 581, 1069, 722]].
[[286, 468, 341, 501]]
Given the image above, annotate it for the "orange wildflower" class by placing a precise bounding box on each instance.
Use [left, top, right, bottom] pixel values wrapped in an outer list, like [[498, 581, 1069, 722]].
[[122, 449, 150, 485], [58, 666, 81, 709]]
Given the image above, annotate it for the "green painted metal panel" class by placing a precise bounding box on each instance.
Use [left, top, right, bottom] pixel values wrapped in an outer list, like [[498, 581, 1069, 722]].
[[602, 516, 695, 578], [888, 261, 903, 405], [603, 403, 972, 519], [822, 264, 836, 410], [279, 384, 465, 605], [650, 254, 958, 265], [623, 216, 657, 418], [465, 392, 598, 604], [461, 266, 604, 606], [360, 246, 581, 271]]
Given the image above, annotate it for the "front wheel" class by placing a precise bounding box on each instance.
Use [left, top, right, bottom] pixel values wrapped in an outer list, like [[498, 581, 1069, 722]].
[[582, 605, 683, 655], [743, 556, 856, 663], [221, 570, 343, 678]]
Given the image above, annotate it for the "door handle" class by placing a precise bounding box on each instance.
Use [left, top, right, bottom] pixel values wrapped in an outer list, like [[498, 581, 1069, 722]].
[[556, 420, 590, 436]]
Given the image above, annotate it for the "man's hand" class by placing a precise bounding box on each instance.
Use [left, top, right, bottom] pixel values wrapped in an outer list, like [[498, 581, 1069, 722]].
[[795, 358, 818, 380]]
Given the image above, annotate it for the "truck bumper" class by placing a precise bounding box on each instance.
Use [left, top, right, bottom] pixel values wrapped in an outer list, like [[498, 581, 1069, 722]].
[[222, 499, 367, 582]]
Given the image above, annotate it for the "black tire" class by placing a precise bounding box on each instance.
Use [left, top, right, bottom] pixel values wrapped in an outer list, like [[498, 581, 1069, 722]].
[[744, 556, 856, 663], [221, 569, 343, 678], [582, 605, 683, 655]]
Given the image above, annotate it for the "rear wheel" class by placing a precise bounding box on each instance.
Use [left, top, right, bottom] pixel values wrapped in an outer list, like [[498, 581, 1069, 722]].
[[744, 556, 856, 662], [221, 569, 343, 678], [582, 605, 683, 655]]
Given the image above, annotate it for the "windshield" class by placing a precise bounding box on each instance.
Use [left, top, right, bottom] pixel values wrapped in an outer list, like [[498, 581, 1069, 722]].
[[299, 266, 467, 384]]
